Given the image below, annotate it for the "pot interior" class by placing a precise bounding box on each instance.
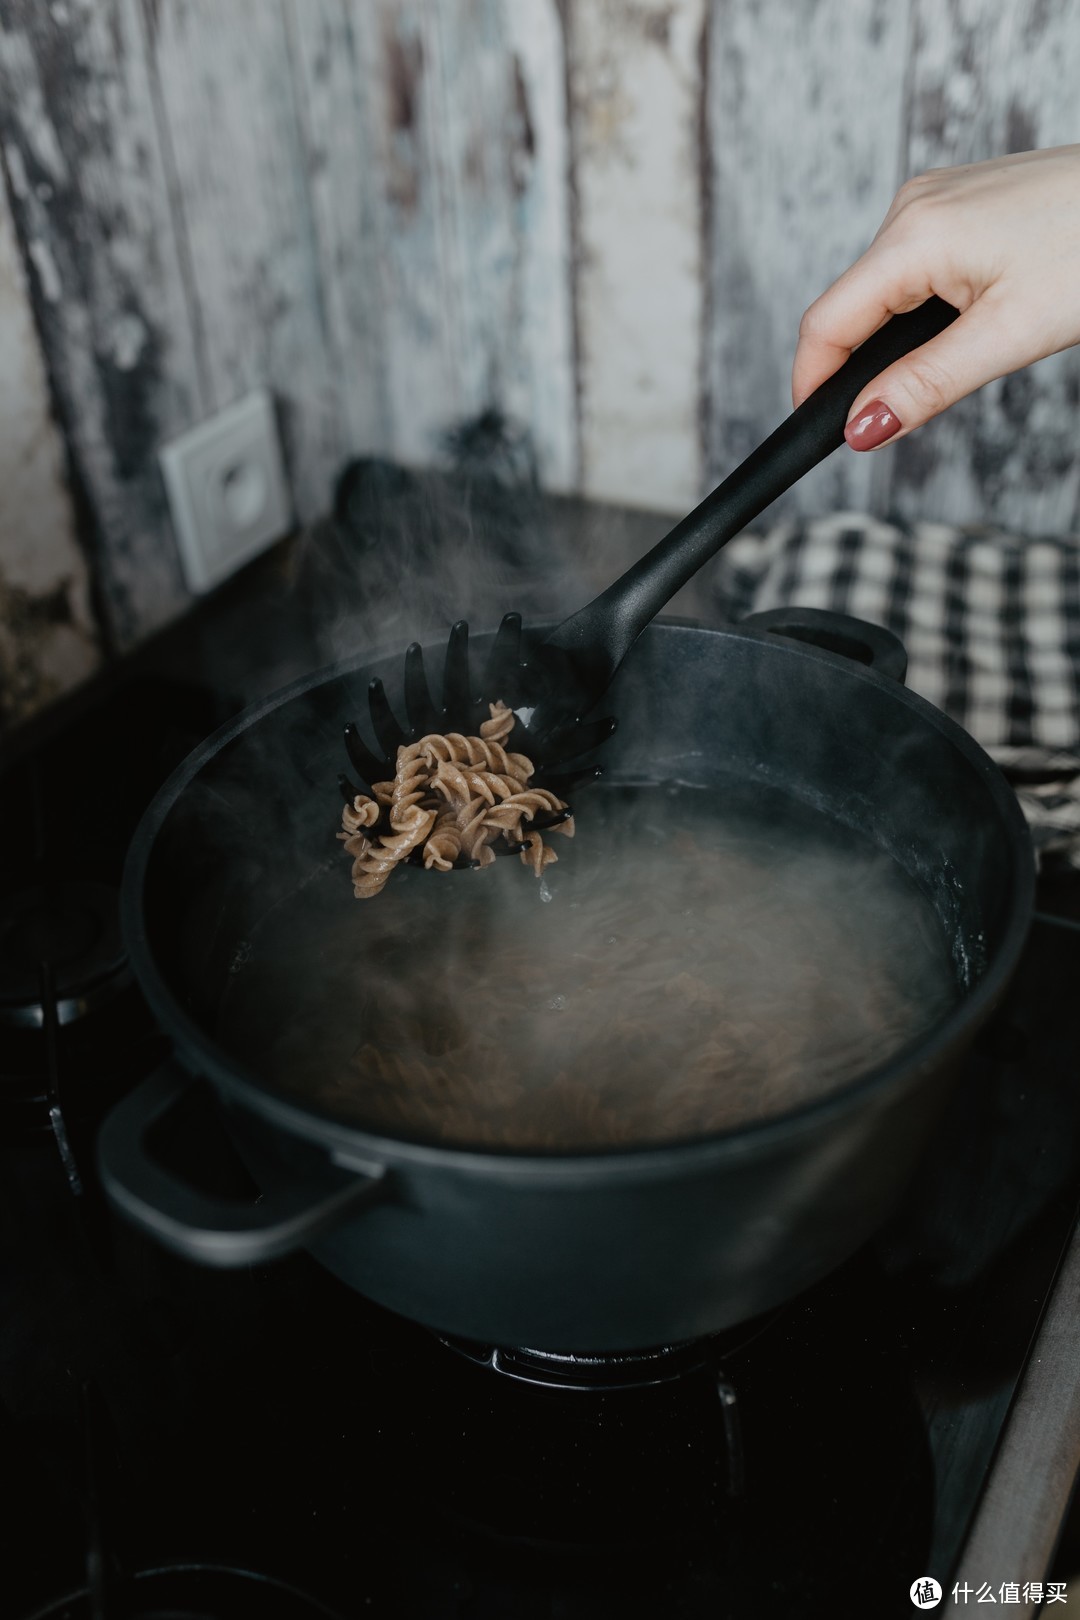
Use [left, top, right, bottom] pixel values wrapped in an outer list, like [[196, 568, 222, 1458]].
[[137, 622, 1030, 1151]]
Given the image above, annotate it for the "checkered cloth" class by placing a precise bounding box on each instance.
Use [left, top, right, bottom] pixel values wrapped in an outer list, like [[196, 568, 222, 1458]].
[[710, 513, 1080, 866]]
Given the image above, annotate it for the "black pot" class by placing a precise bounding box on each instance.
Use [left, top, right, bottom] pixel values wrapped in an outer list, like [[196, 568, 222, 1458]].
[[98, 612, 1033, 1350]]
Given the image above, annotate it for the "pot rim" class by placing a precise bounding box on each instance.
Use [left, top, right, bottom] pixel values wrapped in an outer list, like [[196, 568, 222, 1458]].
[[121, 618, 1035, 1179]]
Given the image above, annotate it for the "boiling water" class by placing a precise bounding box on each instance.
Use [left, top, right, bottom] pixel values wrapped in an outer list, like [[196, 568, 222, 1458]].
[[215, 779, 960, 1150]]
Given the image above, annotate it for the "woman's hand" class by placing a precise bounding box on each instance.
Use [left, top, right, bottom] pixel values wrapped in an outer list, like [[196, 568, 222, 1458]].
[[792, 145, 1080, 450]]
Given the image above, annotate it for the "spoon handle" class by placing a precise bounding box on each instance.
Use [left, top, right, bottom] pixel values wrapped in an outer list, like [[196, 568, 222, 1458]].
[[542, 296, 959, 695]]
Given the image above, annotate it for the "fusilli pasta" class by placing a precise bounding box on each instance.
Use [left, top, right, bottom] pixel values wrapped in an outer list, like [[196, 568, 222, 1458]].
[[338, 701, 573, 900]]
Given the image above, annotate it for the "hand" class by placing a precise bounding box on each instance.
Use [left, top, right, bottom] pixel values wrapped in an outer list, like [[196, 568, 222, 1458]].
[[792, 145, 1080, 450]]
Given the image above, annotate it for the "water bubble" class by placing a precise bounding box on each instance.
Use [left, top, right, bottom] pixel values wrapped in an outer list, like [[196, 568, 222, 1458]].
[[547, 994, 567, 1011], [539, 876, 554, 904]]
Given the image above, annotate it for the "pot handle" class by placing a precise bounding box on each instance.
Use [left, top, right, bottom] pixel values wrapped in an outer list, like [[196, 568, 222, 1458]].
[[739, 606, 908, 684], [97, 1061, 388, 1267]]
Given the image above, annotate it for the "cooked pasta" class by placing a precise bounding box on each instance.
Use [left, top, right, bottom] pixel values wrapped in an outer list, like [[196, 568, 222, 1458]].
[[218, 778, 961, 1152], [339, 701, 573, 899]]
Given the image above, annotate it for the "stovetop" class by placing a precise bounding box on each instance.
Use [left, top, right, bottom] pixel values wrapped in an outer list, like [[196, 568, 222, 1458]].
[[2, 467, 1080, 1618]]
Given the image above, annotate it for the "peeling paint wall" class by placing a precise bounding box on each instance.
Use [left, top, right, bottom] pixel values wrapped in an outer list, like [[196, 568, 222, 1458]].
[[564, 0, 706, 510], [701, 0, 1080, 533], [0, 168, 99, 727], [0, 0, 1078, 731]]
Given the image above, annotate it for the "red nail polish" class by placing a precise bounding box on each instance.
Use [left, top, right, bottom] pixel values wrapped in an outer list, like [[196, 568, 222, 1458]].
[[845, 399, 902, 451]]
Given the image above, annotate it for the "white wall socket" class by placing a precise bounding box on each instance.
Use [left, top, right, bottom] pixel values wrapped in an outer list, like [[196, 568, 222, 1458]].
[[160, 389, 293, 594]]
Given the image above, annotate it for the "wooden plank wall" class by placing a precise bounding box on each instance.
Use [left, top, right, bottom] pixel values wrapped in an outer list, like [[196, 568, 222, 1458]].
[[0, 0, 1078, 683], [0, 169, 100, 723], [563, 0, 706, 510], [703, 0, 1080, 531], [0, 0, 577, 654], [890, 0, 1080, 534], [704, 0, 913, 521]]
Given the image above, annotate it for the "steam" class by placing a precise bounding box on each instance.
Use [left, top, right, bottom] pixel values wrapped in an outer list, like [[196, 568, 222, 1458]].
[[212, 777, 959, 1150], [143, 415, 998, 1150], [283, 433, 721, 685]]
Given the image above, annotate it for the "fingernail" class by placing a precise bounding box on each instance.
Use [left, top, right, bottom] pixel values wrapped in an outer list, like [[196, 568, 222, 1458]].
[[845, 399, 902, 451]]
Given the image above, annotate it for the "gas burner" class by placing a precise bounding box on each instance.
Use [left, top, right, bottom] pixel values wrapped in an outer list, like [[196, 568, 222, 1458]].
[[0, 881, 130, 1029], [441, 1335, 715, 1390], [439, 1307, 783, 1391], [23, 1564, 345, 1620]]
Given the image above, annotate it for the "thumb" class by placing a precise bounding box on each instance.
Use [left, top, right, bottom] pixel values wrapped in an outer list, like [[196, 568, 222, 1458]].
[[844, 295, 1016, 450]]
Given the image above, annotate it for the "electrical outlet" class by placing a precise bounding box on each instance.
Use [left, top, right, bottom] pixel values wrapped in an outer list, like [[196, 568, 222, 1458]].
[[159, 389, 293, 594]]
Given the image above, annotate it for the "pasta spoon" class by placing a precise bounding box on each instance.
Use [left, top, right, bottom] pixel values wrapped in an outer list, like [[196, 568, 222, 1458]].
[[342, 297, 959, 809]]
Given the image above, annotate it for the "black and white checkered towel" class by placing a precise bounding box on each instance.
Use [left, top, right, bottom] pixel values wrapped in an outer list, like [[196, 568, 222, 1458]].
[[710, 513, 1080, 866]]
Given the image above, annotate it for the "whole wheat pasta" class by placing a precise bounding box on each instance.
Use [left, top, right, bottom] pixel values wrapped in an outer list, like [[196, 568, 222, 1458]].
[[423, 807, 463, 871], [479, 704, 515, 743], [418, 731, 531, 779], [342, 797, 380, 835], [347, 802, 437, 898], [338, 701, 572, 899], [229, 780, 961, 1153], [520, 830, 558, 876]]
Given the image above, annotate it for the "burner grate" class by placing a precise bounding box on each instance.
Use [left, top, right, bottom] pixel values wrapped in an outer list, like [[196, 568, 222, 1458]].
[[0, 880, 130, 1030]]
